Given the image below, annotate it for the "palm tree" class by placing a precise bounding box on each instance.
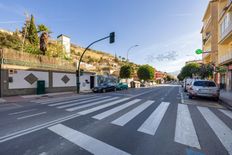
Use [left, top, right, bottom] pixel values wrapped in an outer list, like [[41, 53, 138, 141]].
[[37, 24, 51, 55]]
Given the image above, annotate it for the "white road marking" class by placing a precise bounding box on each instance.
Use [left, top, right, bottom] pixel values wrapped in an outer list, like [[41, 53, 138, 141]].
[[66, 97, 119, 112], [36, 95, 96, 104], [92, 99, 141, 120], [78, 98, 130, 115], [48, 124, 131, 155], [0, 113, 81, 143], [112, 100, 154, 126], [174, 104, 200, 149], [8, 109, 37, 115], [34, 95, 80, 104], [198, 107, 232, 155], [130, 89, 155, 98], [219, 109, 232, 119], [137, 102, 170, 135], [17, 112, 47, 120], [48, 96, 101, 106], [57, 96, 110, 109]]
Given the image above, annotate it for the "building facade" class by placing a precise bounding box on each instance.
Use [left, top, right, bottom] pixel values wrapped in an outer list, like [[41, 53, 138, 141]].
[[201, 0, 219, 65], [57, 34, 71, 57], [201, 0, 232, 91], [218, 0, 232, 91]]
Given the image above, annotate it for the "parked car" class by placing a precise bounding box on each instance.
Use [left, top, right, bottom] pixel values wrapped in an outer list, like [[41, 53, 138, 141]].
[[92, 83, 117, 93], [183, 78, 193, 92], [188, 80, 220, 101], [116, 82, 128, 90]]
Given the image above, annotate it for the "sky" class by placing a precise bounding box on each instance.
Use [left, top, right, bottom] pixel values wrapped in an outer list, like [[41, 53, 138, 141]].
[[0, 0, 209, 73]]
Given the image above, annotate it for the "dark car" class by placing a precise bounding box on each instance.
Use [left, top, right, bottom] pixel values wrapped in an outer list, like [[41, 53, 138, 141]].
[[92, 83, 117, 93], [116, 83, 128, 90]]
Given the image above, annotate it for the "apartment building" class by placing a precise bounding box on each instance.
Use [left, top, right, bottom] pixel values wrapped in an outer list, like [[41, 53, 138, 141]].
[[201, 0, 219, 66], [218, 0, 232, 91]]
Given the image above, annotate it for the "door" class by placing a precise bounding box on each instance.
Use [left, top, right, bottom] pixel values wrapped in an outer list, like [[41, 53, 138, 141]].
[[90, 76, 95, 89]]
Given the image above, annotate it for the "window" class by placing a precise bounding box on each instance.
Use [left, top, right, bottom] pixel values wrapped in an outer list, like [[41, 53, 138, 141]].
[[194, 81, 216, 87]]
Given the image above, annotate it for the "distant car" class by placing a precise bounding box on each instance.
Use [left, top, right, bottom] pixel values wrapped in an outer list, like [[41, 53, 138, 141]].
[[116, 83, 128, 90], [92, 83, 117, 93], [188, 80, 220, 101]]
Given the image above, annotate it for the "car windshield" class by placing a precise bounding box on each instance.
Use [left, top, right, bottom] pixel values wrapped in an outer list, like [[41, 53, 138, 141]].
[[194, 81, 216, 87], [99, 83, 107, 86]]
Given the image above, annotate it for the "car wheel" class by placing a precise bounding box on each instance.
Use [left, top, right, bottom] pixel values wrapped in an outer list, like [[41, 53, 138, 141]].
[[114, 88, 117, 91], [214, 97, 219, 101], [102, 89, 106, 93], [189, 95, 193, 99]]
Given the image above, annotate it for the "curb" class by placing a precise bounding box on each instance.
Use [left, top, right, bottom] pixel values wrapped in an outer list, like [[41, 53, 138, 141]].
[[219, 99, 232, 111]]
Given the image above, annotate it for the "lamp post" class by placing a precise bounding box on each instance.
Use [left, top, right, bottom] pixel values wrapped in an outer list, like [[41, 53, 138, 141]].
[[127, 45, 139, 61], [76, 32, 115, 94]]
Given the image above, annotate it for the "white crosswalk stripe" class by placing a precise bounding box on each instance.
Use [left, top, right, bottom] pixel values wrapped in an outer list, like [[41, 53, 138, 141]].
[[111, 100, 154, 126], [78, 98, 130, 115], [198, 107, 232, 155], [219, 109, 232, 119], [35, 95, 91, 104], [35, 94, 232, 153], [48, 124, 131, 155], [48, 96, 102, 107], [174, 104, 200, 149], [66, 97, 120, 112], [92, 99, 141, 120], [137, 102, 170, 135], [57, 96, 110, 109]]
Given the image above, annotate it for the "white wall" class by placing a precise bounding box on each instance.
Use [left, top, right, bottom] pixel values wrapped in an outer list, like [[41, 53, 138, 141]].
[[9, 70, 49, 89], [52, 72, 94, 91], [8, 69, 94, 92], [52, 72, 76, 87]]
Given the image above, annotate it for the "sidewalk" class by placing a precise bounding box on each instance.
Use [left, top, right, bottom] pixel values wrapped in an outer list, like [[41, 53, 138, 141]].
[[0, 91, 93, 103], [219, 90, 232, 109]]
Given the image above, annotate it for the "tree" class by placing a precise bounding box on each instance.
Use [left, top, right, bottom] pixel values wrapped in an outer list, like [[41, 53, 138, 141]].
[[38, 24, 51, 55], [166, 74, 174, 81], [179, 63, 200, 79], [119, 65, 133, 79], [137, 65, 154, 81], [199, 64, 214, 79], [27, 15, 39, 45]]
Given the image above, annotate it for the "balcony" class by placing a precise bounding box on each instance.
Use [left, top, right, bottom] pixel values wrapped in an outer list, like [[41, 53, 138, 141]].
[[203, 17, 212, 32], [220, 21, 232, 44], [219, 49, 232, 65], [203, 33, 211, 45]]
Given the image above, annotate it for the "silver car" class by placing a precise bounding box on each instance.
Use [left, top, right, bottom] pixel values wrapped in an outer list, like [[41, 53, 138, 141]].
[[188, 80, 220, 101]]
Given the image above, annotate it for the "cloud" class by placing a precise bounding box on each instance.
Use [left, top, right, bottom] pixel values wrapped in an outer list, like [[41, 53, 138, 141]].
[[139, 30, 202, 72]]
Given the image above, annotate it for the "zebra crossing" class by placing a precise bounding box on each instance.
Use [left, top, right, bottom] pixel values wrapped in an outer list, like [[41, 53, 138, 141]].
[[38, 95, 232, 154]]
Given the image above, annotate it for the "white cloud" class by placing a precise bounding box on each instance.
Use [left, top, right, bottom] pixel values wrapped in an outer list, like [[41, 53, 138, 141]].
[[137, 30, 202, 72]]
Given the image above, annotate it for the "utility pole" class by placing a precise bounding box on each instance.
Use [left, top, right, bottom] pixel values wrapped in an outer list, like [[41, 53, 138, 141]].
[[76, 32, 115, 94], [127, 45, 139, 62]]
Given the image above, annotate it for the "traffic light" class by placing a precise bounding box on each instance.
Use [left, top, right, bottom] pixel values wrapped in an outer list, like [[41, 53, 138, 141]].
[[109, 32, 115, 44]]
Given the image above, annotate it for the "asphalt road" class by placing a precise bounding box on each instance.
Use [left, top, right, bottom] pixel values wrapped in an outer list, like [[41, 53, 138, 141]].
[[0, 85, 231, 155]]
